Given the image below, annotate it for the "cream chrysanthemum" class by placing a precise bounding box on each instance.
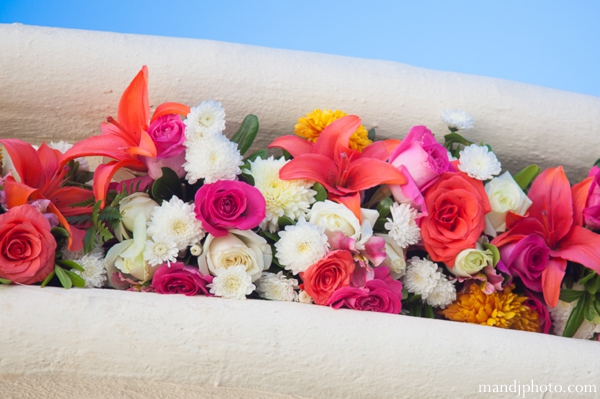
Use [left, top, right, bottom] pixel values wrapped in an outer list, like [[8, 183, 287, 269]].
[[426, 274, 457, 308], [255, 271, 299, 301], [144, 235, 179, 266], [403, 257, 441, 299], [184, 100, 226, 142], [71, 253, 107, 288], [208, 265, 255, 300], [147, 197, 205, 251], [458, 144, 502, 180], [275, 218, 329, 275], [245, 156, 316, 233], [440, 109, 474, 130], [184, 134, 243, 184], [384, 202, 421, 249], [550, 300, 600, 339], [298, 290, 314, 304]]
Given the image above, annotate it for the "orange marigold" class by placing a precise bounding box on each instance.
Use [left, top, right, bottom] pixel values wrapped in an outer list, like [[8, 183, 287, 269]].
[[294, 109, 372, 151], [443, 284, 540, 333]]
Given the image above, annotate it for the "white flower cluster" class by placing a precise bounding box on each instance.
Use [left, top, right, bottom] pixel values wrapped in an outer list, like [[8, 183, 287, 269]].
[[384, 202, 421, 249], [440, 108, 474, 131], [458, 144, 502, 181], [275, 218, 329, 274], [245, 156, 317, 233], [255, 271, 299, 302], [208, 265, 255, 300], [403, 257, 456, 308], [70, 252, 107, 288]]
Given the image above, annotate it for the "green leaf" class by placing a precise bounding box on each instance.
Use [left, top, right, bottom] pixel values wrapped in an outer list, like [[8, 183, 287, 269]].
[[579, 270, 597, 285], [374, 217, 389, 232], [54, 266, 72, 289], [584, 296, 597, 322], [244, 149, 267, 163], [367, 128, 376, 142], [282, 149, 292, 160], [424, 304, 435, 319], [63, 269, 85, 288], [594, 158, 600, 168], [559, 289, 585, 303], [83, 227, 97, 255], [278, 216, 296, 228], [313, 183, 327, 202], [40, 271, 55, 288], [513, 165, 541, 190], [56, 259, 85, 272], [260, 230, 280, 242], [0, 277, 11, 285], [585, 277, 598, 295], [444, 132, 474, 149], [230, 114, 259, 155], [51, 227, 70, 239], [376, 197, 394, 218], [151, 167, 183, 203], [563, 296, 586, 337], [593, 299, 600, 319], [482, 243, 500, 267]]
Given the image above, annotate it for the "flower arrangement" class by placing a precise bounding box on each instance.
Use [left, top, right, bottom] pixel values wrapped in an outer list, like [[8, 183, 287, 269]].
[[2, 66, 600, 340]]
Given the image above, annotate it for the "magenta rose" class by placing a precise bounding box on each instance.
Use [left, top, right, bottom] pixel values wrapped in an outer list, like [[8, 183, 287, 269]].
[[327, 267, 403, 314], [194, 180, 266, 237], [151, 262, 213, 296], [582, 166, 600, 230], [525, 290, 551, 334], [147, 114, 186, 159], [499, 234, 549, 292]]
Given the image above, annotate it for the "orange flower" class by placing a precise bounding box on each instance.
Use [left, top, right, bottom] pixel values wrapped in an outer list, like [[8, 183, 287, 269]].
[[420, 172, 491, 267], [301, 250, 355, 305]]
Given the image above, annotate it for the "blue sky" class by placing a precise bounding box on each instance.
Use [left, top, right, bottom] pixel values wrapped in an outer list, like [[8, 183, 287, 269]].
[[1, 0, 599, 97]]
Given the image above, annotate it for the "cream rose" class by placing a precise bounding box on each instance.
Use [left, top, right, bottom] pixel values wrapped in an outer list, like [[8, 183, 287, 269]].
[[309, 200, 379, 244], [450, 246, 494, 278], [376, 233, 406, 279], [199, 229, 272, 282], [484, 171, 532, 235], [116, 192, 158, 241]]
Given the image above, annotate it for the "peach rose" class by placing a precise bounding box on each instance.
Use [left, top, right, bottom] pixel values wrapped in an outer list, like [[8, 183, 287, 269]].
[[301, 250, 355, 305], [421, 172, 491, 267], [0, 204, 57, 284]]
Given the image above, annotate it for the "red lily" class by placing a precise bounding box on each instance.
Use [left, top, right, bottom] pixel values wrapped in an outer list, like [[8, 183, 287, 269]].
[[0, 139, 94, 250], [59, 66, 190, 207], [492, 166, 600, 308], [268, 115, 406, 220]]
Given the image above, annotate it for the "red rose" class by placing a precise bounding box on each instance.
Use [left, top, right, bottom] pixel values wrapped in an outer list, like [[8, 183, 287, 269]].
[[0, 204, 57, 284], [421, 172, 491, 267], [301, 250, 355, 305]]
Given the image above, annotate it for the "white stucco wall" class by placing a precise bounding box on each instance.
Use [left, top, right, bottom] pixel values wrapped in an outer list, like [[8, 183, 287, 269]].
[[1, 24, 600, 398]]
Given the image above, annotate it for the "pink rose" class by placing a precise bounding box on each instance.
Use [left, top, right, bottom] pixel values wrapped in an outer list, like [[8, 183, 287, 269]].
[[498, 235, 549, 292], [0, 204, 57, 284], [194, 180, 266, 237], [582, 166, 600, 230], [151, 262, 213, 296], [147, 114, 186, 159], [328, 267, 403, 314], [525, 291, 551, 334]]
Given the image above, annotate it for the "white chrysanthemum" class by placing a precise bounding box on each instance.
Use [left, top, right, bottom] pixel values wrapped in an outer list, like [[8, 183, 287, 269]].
[[70, 253, 107, 288], [147, 196, 205, 250], [403, 257, 441, 299], [425, 274, 456, 308], [184, 134, 243, 184], [550, 300, 600, 339], [255, 272, 299, 302], [440, 108, 474, 130], [144, 235, 179, 266], [275, 218, 329, 275], [298, 290, 314, 304], [245, 156, 316, 233], [458, 144, 502, 180], [384, 202, 421, 249], [184, 100, 226, 142], [208, 265, 255, 300]]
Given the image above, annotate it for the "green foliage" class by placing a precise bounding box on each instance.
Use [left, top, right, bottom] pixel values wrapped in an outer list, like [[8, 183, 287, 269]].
[[312, 183, 327, 202], [367, 128, 376, 142], [513, 165, 541, 190], [376, 197, 394, 219], [151, 167, 183, 204], [559, 289, 585, 303], [54, 265, 72, 289], [83, 200, 116, 254], [0, 277, 11, 285], [482, 243, 500, 267], [444, 132, 474, 157], [40, 271, 55, 288], [231, 114, 259, 155]]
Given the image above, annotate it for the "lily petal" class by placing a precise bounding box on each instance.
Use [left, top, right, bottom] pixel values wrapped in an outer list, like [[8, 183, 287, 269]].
[[48, 186, 94, 216], [313, 115, 361, 159], [4, 177, 42, 208], [94, 158, 148, 207], [279, 154, 340, 194], [361, 139, 401, 161], [541, 257, 566, 308], [551, 225, 600, 274], [344, 158, 406, 192], [150, 102, 191, 123], [117, 66, 150, 143], [0, 139, 45, 188], [268, 135, 314, 157], [572, 176, 593, 227]]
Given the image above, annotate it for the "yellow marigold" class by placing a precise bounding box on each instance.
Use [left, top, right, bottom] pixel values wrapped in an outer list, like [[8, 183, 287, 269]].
[[443, 284, 540, 333], [294, 109, 372, 151]]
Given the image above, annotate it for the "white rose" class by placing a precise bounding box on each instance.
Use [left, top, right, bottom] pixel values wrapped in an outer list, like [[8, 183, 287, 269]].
[[199, 229, 273, 282], [309, 200, 379, 245], [105, 213, 157, 288], [376, 233, 406, 279], [484, 171, 532, 235], [115, 192, 158, 241], [450, 247, 494, 278]]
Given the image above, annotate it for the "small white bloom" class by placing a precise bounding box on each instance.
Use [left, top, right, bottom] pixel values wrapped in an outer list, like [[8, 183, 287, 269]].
[[458, 144, 502, 180], [70, 252, 107, 288], [384, 202, 421, 249], [144, 235, 179, 266], [245, 156, 316, 233], [184, 134, 243, 184], [255, 272, 299, 301], [190, 244, 203, 256], [184, 100, 226, 142], [147, 196, 205, 251], [298, 290, 314, 304], [376, 233, 407, 279], [550, 300, 600, 340], [440, 108, 474, 130], [426, 274, 456, 308], [275, 218, 329, 275], [208, 265, 255, 300], [484, 171, 532, 235], [403, 257, 441, 299]]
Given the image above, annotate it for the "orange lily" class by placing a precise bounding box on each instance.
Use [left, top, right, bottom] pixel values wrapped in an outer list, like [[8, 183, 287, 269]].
[[0, 139, 94, 250], [268, 115, 405, 220], [59, 66, 190, 207], [493, 166, 600, 308]]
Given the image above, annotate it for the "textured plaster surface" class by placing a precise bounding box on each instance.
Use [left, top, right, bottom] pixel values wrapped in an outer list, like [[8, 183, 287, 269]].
[[1, 286, 599, 398], [1, 24, 599, 181]]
